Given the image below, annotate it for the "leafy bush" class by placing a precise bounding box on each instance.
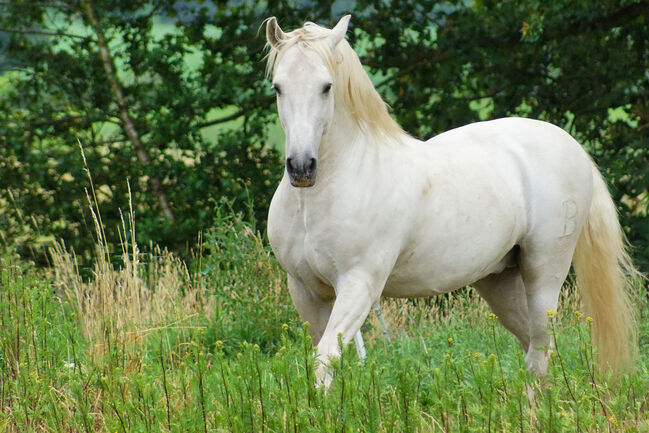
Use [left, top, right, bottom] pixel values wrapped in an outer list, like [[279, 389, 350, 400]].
[[0, 1, 284, 265], [201, 205, 299, 353]]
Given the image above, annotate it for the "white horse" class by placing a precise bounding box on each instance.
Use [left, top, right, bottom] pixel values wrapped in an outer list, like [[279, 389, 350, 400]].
[[265, 15, 637, 386]]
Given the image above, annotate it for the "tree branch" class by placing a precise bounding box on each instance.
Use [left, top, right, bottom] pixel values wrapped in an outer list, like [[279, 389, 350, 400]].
[[83, 0, 175, 222], [194, 97, 275, 130], [26, 114, 91, 129], [195, 109, 246, 129], [0, 28, 89, 40]]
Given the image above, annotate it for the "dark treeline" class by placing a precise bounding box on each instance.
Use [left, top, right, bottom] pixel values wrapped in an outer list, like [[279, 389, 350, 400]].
[[1, 0, 647, 274]]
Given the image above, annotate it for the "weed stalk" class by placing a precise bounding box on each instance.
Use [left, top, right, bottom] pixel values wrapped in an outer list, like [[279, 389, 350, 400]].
[[488, 314, 509, 398], [159, 341, 171, 431], [196, 350, 208, 433], [547, 311, 581, 432]]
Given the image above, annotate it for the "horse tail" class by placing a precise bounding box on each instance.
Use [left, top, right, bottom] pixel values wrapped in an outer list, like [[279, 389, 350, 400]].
[[572, 164, 639, 374]]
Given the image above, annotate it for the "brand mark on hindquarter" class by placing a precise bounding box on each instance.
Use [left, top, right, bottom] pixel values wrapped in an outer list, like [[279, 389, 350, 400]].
[[561, 200, 577, 237]]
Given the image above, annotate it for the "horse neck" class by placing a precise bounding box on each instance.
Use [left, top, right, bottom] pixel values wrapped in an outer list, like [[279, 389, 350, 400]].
[[317, 105, 373, 181]]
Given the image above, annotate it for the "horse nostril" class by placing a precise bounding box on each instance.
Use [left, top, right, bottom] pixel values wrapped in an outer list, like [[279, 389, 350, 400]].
[[286, 158, 295, 174], [286, 157, 316, 181]]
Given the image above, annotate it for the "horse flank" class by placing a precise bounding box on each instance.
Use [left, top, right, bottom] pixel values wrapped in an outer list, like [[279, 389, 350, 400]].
[[265, 21, 405, 140]]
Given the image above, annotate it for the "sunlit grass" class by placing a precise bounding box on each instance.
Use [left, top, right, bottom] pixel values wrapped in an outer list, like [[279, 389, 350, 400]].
[[2, 215, 648, 432]]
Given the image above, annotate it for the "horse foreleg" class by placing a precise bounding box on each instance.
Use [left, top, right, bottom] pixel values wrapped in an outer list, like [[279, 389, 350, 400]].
[[287, 274, 334, 345], [353, 330, 367, 360], [314, 273, 379, 387]]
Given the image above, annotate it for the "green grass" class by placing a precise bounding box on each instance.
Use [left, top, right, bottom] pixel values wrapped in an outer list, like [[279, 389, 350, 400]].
[[1, 209, 648, 432]]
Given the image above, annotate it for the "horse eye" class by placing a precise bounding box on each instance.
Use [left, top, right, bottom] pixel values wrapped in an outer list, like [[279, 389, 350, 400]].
[[322, 83, 332, 95], [272, 84, 282, 95]]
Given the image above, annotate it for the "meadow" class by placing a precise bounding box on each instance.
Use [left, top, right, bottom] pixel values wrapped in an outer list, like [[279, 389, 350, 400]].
[[1, 204, 648, 433], [2, 4, 648, 431]]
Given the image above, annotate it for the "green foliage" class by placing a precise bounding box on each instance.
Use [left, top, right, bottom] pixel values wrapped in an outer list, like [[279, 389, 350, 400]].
[[0, 1, 283, 264], [1, 0, 648, 273], [201, 205, 299, 353]]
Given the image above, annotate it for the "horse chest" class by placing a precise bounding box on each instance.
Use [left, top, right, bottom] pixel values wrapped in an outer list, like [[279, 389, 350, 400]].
[[301, 233, 337, 285], [269, 191, 367, 287], [300, 222, 365, 286], [300, 201, 401, 286]]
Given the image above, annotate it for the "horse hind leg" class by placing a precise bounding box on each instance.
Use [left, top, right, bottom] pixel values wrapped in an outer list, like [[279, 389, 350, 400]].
[[474, 266, 530, 351], [475, 267, 543, 403], [519, 244, 576, 377]]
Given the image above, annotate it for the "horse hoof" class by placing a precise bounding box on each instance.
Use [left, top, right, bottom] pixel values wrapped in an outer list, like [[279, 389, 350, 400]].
[[315, 365, 333, 389]]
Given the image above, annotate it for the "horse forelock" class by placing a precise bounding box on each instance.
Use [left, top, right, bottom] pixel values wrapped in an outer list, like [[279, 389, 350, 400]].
[[265, 22, 405, 141]]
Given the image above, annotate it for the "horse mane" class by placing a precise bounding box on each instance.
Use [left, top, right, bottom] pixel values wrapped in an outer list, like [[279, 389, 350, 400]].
[[265, 21, 405, 140]]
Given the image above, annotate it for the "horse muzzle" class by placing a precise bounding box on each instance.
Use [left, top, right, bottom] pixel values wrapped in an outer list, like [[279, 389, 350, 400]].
[[286, 156, 317, 187]]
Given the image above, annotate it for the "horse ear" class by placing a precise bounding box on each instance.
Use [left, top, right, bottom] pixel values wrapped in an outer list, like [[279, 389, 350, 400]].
[[327, 14, 351, 50], [266, 17, 286, 48]]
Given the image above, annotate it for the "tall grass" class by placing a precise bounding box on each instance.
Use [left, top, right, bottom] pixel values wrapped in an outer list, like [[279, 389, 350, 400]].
[[49, 183, 213, 356], [1, 178, 648, 431], [3, 246, 648, 432], [200, 204, 299, 354]]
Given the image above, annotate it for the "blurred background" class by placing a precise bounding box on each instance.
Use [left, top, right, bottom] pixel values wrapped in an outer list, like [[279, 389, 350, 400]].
[[1, 0, 647, 274]]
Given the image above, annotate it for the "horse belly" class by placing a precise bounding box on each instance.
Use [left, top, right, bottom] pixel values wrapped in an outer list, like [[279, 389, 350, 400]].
[[382, 198, 522, 298], [383, 238, 517, 297]]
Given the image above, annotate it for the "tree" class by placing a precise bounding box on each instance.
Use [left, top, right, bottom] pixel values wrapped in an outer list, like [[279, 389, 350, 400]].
[[1, 0, 647, 274], [0, 0, 284, 263]]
